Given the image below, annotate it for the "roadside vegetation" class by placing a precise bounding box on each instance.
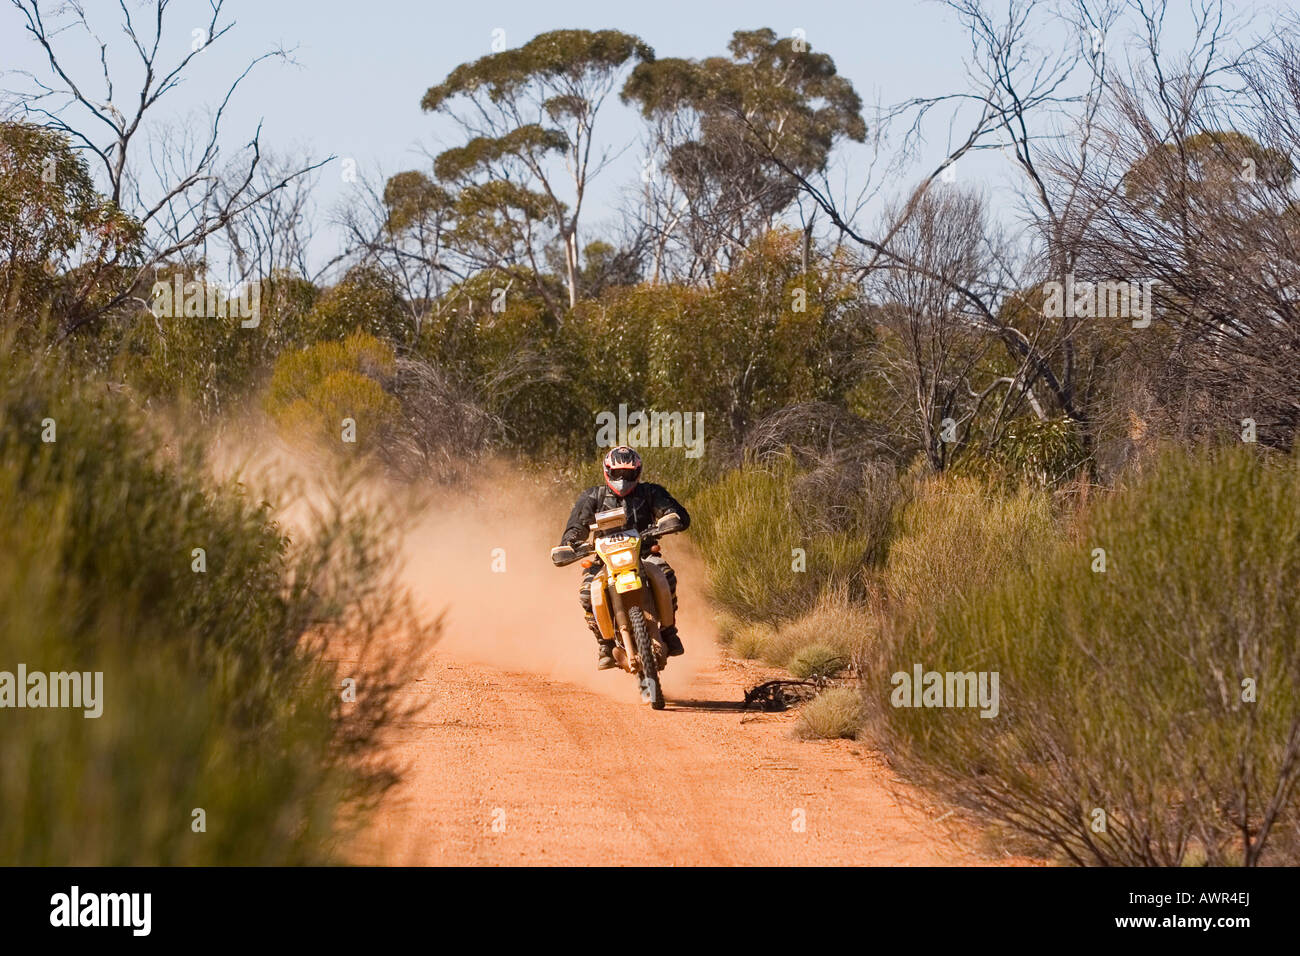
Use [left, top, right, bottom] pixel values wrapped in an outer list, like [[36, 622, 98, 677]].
[[860, 446, 1300, 865], [0, 351, 428, 863]]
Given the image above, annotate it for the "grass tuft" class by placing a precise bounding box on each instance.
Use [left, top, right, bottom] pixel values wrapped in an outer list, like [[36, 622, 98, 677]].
[[796, 687, 863, 740]]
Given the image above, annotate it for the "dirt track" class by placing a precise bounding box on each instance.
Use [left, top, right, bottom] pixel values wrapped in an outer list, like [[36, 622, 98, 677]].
[[347, 487, 1022, 866], [215, 436, 1025, 866], [352, 641, 1019, 866]]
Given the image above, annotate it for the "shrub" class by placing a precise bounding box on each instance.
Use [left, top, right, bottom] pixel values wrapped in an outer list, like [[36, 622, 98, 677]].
[[729, 622, 778, 660], [0, 355, 421, 863], [0, 121, 142, 333], [305, 264, 412, 347], [796, 687, 863, 740], [265, 332, 402, 454], [789, 643, 849, 680], [381, 357, 502, 483], [688, 457, 888, 622], [879, 475, 1057, 627], [863, 446, 1300, 866], [106, 269, 323, 420], [760, 588, 873, 668], [952, 415, 1089, 489], [423, 270, 587, 456], [711, 609, 743, 646], [635, 444, 724, 505]]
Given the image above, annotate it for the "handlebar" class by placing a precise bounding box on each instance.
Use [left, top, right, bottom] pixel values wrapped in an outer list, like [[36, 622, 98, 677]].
[[550, 514, 683, 567], [550, 541, 591, 567]]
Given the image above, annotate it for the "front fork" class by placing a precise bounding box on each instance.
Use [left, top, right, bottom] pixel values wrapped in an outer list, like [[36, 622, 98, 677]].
[[605, 583, 638, 671]]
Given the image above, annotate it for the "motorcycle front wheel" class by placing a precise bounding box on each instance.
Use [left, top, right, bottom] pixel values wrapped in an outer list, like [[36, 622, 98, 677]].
[[627, 603, 665, 710]]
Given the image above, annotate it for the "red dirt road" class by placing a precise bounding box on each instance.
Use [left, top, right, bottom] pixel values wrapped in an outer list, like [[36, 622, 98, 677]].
[[351, 643, 1017, 866]]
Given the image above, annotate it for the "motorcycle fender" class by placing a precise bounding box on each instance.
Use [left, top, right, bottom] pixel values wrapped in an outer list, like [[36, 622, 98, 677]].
[[589, 570, 616, 640], [643, 561, 674, 630]]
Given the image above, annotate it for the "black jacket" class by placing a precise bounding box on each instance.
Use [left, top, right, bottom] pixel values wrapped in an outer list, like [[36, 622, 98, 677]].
[[561, 482, 690, 548]]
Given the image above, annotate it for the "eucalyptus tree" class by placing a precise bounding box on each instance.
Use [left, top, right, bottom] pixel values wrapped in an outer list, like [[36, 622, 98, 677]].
[[621, 28, 866, 282], [419, 29, 653, 315]]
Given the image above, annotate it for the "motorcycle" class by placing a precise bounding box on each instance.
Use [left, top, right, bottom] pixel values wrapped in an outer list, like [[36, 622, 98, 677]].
[[550, 506, 684, 710]]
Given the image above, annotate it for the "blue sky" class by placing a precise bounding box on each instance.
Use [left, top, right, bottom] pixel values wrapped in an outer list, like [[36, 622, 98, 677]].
[[0, 0, 1272, 273]]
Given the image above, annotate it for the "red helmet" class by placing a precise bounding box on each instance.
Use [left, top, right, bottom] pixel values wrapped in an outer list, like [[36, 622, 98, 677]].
[[603, 445, 642, 497]]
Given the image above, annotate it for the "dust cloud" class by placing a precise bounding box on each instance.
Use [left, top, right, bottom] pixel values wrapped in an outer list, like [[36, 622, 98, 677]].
[[207, 427, 708, 701], [395, 465, 707, 701]]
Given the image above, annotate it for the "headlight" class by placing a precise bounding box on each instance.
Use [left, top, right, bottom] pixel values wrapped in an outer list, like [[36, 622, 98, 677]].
[[608, 550, 635, 569]]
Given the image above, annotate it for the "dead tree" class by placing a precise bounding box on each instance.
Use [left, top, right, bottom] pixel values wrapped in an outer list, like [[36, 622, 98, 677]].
[[6, 0, 329, 333]]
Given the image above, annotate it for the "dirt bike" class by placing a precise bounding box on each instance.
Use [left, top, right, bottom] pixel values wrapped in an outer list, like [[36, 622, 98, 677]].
[[550, 506, 684, 710]]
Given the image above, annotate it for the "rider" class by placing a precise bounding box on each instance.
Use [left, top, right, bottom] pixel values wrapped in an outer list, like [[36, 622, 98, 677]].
[[560, 445, 690, 670]]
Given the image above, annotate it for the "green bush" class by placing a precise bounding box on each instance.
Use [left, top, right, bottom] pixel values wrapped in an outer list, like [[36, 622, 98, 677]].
[[952, 415, 1088, 489], [305, 264, 412, 347], [0, 356, 417, 863], [755, 589, 873, 668], [102, 270, 321, 420], [688, 457, 886, 622], [796, 687, 863, 740], [422, 269, 588, 456], [265, 332, 402, 454], [634, 444, 723, 505], [729, 622, 778, 660], [863, 446, 1300, 866], [880, 475, 1057, 627], [0, 121, 143, 335], [789, 643, 849, 680]]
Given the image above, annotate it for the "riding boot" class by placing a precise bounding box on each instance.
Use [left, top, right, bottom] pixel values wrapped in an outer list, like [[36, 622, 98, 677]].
[[661, 624, 685, 657], [589, 620, 617, 670]]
